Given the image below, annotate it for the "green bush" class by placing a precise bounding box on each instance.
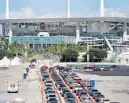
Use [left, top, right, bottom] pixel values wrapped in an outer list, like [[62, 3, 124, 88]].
[[83, 48, 107, 62], [60, 48, 79, 62], [0, 49, 7, 59]]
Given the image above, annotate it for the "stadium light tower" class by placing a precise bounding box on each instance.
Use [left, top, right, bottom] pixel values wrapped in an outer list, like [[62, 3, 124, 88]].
[[6, 0, 9, 19], [67, 0, 70, 18], [100, 0, 104, 17]]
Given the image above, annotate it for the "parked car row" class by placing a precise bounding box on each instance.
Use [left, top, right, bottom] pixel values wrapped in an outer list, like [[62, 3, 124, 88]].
[[49, 68, 77, 103], [57, 66, 111, 103], [67, 65, 112, 73], [67, 66, 111, 103], [40, 67, 59, 103], [83, 66, 111, 72], [41, 65, 111, 103], [58, 67, 91, 103]]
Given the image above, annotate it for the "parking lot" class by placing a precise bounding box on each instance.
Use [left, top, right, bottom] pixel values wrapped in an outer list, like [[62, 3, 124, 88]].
[[40, 64, 112, 103], [0, 62, 42, 103]]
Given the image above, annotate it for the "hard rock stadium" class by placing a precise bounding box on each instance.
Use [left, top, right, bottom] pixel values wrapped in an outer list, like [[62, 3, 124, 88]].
[[1, 17, 129, 53], [1, 0, 129, 62]]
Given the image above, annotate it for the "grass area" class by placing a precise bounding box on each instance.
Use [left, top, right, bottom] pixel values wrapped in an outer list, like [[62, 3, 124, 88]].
[[21, 57, 31, 62], [33, 54, 43, 59], [21, 54, 43, 62]]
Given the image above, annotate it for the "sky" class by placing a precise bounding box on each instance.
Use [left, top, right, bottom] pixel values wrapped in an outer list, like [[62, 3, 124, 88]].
[[0, 0, 129, 18]]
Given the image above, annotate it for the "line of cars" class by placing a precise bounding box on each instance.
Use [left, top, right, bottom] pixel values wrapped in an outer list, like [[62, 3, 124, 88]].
[[41, 65, 111, 103], [68, 65, 112, 72], [49, 67, 77, 103], [58, 67, 91, 103], [58, 66, 110, 103], [41, 67, 59, 103], [83, 66, 111, 72]]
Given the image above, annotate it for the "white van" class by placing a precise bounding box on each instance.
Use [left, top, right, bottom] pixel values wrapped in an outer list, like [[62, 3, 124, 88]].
[[7, 82, 19, 93]]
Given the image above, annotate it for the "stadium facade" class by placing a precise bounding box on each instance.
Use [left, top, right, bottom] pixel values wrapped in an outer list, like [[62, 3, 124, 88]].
[[0, 17, 129, 52], [1, 0, 129, 55], [0, 17, 129, 53]]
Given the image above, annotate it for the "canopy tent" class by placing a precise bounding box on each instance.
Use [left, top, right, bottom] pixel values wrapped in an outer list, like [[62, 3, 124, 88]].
[[0, 56, 10, 67], [11, 57, 21, 66], [0, 60, 2, 67]]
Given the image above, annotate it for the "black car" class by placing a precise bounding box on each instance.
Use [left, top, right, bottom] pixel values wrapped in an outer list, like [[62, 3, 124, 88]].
[[57, 84, 66, 90], [64, 92, 74, 100], [61, 89, 70, 97], [65, 98, 76, 103], [47, 97, 58, 103]]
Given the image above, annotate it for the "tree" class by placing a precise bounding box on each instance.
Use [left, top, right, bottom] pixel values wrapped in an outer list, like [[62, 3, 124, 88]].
[[47, 43, 67, 57], [0, 36, 9, 50], [68, 44, 87, 53], [60, 48, 79, 62], [0, 49, 7, 59], [83, 48, 107, 62]]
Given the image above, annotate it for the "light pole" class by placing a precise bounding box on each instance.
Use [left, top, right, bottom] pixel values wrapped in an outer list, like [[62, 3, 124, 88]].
[[100, 0, 105, 17], [87, 43, 90, 67], [67, 0, 70, 18], [6, 0, 9, 19]]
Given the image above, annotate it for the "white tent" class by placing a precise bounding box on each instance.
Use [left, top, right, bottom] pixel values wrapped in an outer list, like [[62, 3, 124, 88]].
[[11, 57, 21, 66], [0, 56, 10, 67], [0, 60, 2, 67]]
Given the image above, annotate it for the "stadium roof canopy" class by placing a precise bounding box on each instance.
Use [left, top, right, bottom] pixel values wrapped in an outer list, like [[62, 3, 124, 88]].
[[0, 17, 129, 24]]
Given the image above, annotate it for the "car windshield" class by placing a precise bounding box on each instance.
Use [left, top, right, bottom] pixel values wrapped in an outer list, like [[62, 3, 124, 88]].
[[49, 95, 56, 98], [66, 93, 73, 97], [92, 90, 98, 92], [49, 98, 57, 101], [63, 89, 69, 92], [67, 99, 76, 103], [10, 84, 15, 88], [81, 92, 87, 95], [104, 99, 110, 101], [46, 81, 52, 83], [47, 91, 55, 93]]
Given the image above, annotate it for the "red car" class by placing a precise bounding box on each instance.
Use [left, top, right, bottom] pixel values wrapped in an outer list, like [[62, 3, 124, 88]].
[[75, 89, 84, 96]]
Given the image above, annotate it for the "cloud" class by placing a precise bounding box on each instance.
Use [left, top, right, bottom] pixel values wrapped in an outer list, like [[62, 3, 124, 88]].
[[105, 8, 127, 17], [10, 7, 36, 18], [0, 7, 67, 19], [0, 6, 128, 19]]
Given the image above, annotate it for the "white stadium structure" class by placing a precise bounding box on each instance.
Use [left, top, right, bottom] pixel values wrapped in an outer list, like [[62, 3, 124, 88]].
[[1, 0, 129, 63]]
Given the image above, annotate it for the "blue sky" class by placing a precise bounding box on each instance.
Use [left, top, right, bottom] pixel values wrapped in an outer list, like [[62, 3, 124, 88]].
[[0, 0, 129, 18]]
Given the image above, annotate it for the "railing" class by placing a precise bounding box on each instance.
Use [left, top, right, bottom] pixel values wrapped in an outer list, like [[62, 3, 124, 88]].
[[12, 36, 76, 44]]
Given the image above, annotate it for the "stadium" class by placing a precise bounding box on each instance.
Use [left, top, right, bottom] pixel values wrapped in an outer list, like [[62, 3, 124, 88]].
[[1, 0, 129, 62]]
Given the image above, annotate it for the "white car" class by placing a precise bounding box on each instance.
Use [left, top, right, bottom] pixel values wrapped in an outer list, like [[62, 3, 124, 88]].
[[45, 80, 53, 86], [7, 82, 19, 93], [80, 96, 91, 103], [15, 98, 25, 103], [99, 98, 110, 103]]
